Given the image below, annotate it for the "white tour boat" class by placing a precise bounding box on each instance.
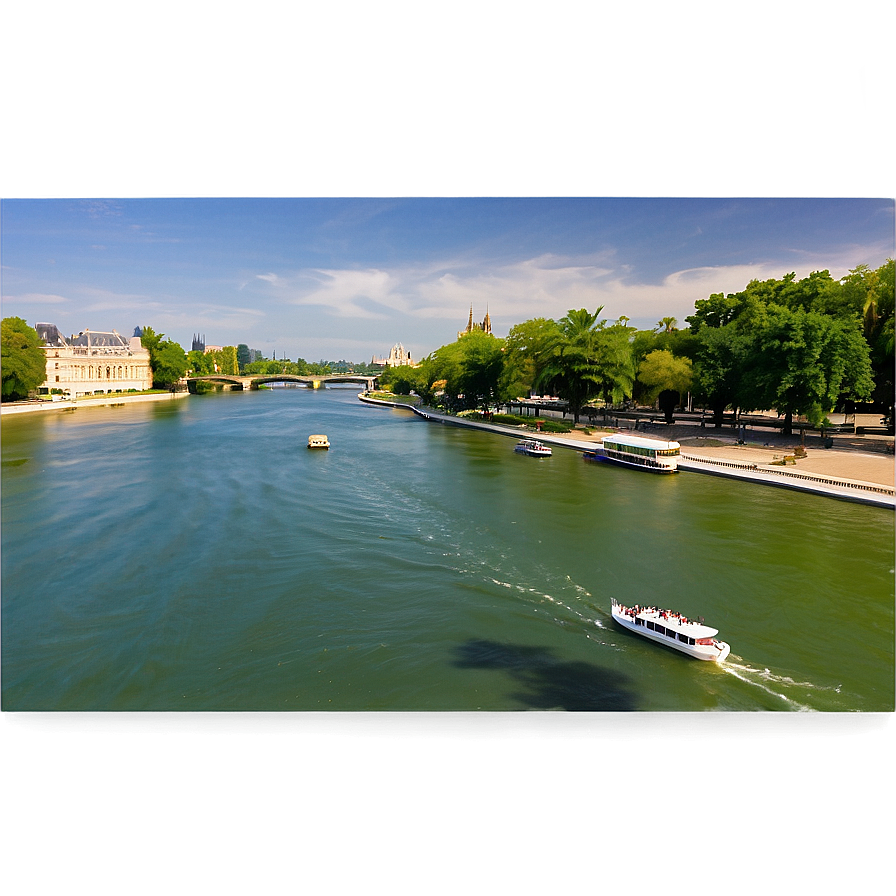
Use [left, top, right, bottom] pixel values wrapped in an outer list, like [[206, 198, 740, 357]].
[[610, 598, 730, 661], [307, 434, 330, 449], [514, 439, 552, 457], [584, 434, 680, 473]]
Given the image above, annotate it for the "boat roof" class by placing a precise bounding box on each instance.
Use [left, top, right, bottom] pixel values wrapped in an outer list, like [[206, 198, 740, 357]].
[[613, 602, 719, 638], [602, 434, 680, 450]]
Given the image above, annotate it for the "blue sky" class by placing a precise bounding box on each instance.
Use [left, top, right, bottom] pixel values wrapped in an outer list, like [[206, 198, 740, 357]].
[[2, 197, 893, 362], [2, 7, 893, 366]]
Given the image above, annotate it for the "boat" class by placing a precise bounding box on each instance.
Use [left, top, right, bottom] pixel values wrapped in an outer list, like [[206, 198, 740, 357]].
[[610, 597, 730, 661], [583, 433, 680, 473], [514, 439, 552, 457], [307, 434, 330, 449]]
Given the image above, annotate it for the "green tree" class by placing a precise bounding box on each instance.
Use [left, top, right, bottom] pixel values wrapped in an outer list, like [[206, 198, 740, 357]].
[[423, 330, 505, 411], [140, 325, 188, 387], [499, 317, 560, 401], [637, 350, 693, 422], [458, 330, 505, 410], [594, 322, 637, 405], [637, 350, 693, 400], [740, 304, 873, 434], [237, 344, 251, 371], [187, 349, 214, 376], [1, 317, 46, 401], [693, 324, 748, 427], [533, 307, 635, 422], [207, 346, 238, 376]]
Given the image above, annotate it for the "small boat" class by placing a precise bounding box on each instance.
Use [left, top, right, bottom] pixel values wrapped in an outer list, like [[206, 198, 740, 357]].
[[307, 434, 330, 449], [584, 434, 680, 473], [514, 439, 552, 457], [610, 598, 730, 661]]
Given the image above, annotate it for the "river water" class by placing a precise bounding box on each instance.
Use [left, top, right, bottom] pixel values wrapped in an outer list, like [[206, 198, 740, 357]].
[[2, 387, 893, 711]]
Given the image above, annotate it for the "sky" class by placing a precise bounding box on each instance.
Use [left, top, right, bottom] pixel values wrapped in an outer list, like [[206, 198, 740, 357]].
[[2, 197, 893, 362], [3, 4, 894, 366]]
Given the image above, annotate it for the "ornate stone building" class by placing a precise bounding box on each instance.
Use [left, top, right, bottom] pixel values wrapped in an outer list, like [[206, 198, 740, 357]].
[[35, 324, 153, 397], [371, 343, 415, 367], [458, 305, 492, 339]]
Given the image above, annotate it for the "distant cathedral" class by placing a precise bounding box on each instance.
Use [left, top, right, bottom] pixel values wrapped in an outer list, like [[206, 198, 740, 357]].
[[458, 305, 492, 340], [191, 333, 206, 353]]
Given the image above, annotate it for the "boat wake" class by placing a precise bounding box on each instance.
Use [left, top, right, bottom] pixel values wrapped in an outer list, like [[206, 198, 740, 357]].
[[719, 658, 840, 710]]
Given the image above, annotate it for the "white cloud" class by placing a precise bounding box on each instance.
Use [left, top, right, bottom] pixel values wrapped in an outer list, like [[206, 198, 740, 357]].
[[284, 268, 401, 319], [5, 292, 70, 305], [256, 273, 280, 284]]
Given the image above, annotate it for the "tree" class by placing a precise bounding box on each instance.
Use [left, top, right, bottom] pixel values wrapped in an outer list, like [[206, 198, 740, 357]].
[[499, 317, 560, 401], [593, 322, 636, 405], [693, 324, 747, 426], [187, 349, 214, 376], [533, 307, 635, 422], [237, 344, 251, 371], [206, 346, 238, 376], [637, 350, 693, 422], [533, 308, 605, 423], [423, 330, 504, 411], [141, 325, 188, 387], [739, 304, 873, 434], [1, 317, 46, 401], [458, 330, 505, 410]]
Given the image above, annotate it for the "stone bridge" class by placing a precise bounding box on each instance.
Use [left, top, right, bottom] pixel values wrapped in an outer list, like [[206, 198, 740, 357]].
[[187, 374, 377, 392]]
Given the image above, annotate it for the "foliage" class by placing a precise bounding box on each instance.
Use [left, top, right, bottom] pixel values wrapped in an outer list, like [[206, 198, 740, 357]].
[[738, 304, 873, 429], [499, 317, 560, 400], [532, 308, 635, 422], [187, 349, 214, 376], [1, 317, 46, 401], [421, 330, 505, 411], [636, 350, 693, 404], [685, 267, 881, 433], [141, 325, 188, 387], [487, 413, 572, 433], [237, 344, 251, 371]]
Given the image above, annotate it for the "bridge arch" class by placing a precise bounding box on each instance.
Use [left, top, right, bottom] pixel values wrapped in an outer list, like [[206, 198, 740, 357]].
[[187, 373, 377, 392]]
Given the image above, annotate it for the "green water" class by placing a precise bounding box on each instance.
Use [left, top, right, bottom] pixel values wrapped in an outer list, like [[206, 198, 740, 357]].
[[2, 388, 893, 711]]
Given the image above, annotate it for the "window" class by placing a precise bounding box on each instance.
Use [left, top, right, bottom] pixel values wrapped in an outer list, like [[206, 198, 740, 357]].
[[646, 620, 656, 631]]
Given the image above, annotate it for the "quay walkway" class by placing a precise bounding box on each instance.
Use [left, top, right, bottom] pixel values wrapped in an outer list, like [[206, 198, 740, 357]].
[[358, 393, 895, 509]]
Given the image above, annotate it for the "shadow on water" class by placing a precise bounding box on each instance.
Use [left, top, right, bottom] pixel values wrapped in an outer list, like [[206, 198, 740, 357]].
[[453, 639, 639, 711]]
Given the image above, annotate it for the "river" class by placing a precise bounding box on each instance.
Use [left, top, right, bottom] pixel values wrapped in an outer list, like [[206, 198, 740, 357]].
[[2, 387, 893, 711]]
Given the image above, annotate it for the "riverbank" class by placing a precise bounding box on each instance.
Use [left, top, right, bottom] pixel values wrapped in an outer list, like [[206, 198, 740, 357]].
[[1, 391, 190, 415], [360, 393, 895, 508]]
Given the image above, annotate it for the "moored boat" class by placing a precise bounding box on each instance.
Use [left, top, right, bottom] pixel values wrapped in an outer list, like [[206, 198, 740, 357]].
[[514, 439, 552, 457], [307, 434, 330, 449], [610, 597, 730, 661], [584, 433, 680, 473]]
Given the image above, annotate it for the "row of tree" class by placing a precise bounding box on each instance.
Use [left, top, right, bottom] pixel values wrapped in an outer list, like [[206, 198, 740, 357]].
[[0, 319, 367, 398], [380, 261, 894, 435], [3, 261, 893, 423]]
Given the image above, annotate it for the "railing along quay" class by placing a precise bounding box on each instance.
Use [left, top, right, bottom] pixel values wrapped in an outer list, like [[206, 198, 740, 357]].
[[679, 452, 895, 497]]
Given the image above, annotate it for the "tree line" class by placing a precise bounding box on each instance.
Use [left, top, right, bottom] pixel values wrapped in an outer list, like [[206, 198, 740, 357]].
[[378, 260, 894, 435], [3, 261, 893, 426], [0, 322, 372, 398]]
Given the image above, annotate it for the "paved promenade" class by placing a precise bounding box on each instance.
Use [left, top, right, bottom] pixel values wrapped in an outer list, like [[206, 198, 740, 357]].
[[1, 391, 190, 415], [359, 395, 894, 509]]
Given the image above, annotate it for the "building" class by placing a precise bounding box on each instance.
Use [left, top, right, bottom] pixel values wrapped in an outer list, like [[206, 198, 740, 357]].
[[458, 305, 492, 339], [371, 343, 416, 367], [191, 333, 206, 353], [35, 324, 153, 397]]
